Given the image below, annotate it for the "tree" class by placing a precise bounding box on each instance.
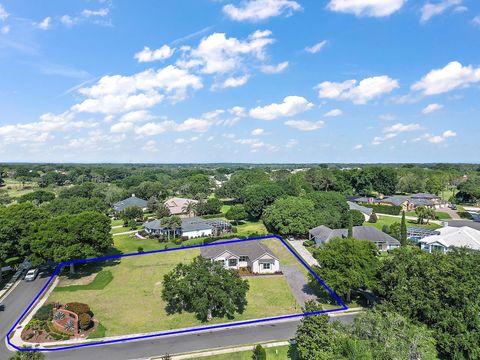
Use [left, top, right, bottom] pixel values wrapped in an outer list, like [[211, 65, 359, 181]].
[[9, 351, 45, 360], [17, 190, 56, 204], [243, 182, 284, 219], [426, 175, 444, 195], [160, 216, 182, 240], [400, 211, 407, 246], [295, 301, 339, 360], [226, 204, 247, 225], [162, 256, 249, 321], [347, 210, 365, 227], [120, 206, 144, 224], [306, 192, 349, 228], [252, 344, 266, 360], [415, 206, 435, 224], [155, 204, 170, 219], [216, 169, 269, 200], [43, 197, 108, 216], [182, 201, 197, 218], [262, 197, 318, 236], [196, 198, 222, 216], [28, 211, 112, 273], [0, 191, 11, 205], [377, 247, 480, 359], [347, 213, 353, 238], [313, 238, 379, 303], [350, 307, 437, 360], [368, 211, 377, 223]]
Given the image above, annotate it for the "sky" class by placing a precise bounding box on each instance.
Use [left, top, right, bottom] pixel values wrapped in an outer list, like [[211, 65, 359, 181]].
[[0, 0, 479, 164]]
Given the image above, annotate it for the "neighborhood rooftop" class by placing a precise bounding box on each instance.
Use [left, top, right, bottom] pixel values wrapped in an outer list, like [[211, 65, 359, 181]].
[[201, 240, 278, 261], [113, 194, 148, 212]]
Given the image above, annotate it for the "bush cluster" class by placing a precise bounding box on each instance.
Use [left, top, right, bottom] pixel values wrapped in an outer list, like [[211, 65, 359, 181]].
[[79, 313, 92, 330], [33, 303, 54, 321], [65, 302, 91, 316]]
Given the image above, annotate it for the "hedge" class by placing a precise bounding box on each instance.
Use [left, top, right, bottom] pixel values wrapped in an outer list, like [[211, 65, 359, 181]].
[[65, 302, 91, 316], [201, 213, 224, 219], [79, 313, 92, 330], [359, 203, 402, 215]]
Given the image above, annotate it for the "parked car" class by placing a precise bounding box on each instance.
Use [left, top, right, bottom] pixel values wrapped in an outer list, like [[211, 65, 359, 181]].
[[24, 268, 39, 282]]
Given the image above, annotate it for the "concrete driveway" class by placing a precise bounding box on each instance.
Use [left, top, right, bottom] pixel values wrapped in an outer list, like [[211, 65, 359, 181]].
[[281, 265, 317, 307], [287, 240, 319, 267]]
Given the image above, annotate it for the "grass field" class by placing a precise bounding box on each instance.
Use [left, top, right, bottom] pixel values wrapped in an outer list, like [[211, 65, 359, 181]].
[[236, 220, 268, 236], [47, 238, 301, 337], [196, 344, 297, 360], [2, 178, 39, 198], [405, 211, 451, 220], [365, 216, 441, 230]]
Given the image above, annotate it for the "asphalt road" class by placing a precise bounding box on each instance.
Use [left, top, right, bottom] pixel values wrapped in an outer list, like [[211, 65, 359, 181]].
[[1, 274, 357, 360], [0, 271, 51, 360]]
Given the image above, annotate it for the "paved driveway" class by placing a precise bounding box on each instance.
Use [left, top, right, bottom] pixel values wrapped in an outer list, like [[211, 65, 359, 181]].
[[281, 265, 317, 307], [287, 240, 319, 267]]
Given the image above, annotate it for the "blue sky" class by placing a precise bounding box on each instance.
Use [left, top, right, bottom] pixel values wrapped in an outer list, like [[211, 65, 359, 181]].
[[0, 0, 479, 163]]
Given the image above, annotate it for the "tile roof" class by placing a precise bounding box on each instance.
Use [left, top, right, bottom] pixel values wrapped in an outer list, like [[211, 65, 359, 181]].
[[113, 195, 148, 212], [164, 197, 198, 215]]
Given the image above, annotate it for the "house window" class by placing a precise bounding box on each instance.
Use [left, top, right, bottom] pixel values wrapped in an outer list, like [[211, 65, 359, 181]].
[[261, 263, 271, 270], [239, 256, 248, 262], [228, 259, 237, 267]]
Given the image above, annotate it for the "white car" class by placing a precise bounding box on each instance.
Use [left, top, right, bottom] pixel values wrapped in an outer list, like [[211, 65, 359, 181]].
[[24, 269, 39, 282]]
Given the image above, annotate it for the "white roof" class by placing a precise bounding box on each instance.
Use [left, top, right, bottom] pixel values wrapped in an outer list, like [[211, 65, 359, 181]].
[[419, 226, 480, 251]]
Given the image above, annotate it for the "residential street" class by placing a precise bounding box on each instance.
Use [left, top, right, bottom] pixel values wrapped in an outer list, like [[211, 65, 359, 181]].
[[0, 272, 358, 360]]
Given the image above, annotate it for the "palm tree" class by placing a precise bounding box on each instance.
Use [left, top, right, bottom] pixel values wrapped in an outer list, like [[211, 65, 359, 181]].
[[182, 201, 197, 218]]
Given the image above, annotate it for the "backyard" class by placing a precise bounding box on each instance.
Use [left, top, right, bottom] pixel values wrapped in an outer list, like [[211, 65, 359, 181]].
[[47, 238, 303, 338], [365, 215, 442, 231]]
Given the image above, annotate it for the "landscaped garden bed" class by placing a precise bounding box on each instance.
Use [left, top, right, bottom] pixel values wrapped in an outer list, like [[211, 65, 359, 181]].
[[21, 302, 101, 343]]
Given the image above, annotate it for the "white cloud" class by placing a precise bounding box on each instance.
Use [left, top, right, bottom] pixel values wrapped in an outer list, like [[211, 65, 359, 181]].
[[110, 122, 134, 133], [72, 65, 203, 114], [235, 138, 278, 152], [82, 8, 110, 17], [261, 61, 289, 74], [422, 130, 457, 143], [36, 17, 51, 30], [60, 15, 75, 27], [0, 25, 9, 34], [353, 144, 363, 150], [0, 111, 97, 144], [383, 123, 422, 133], [473, 15, 480, 26], [420, 0, 461, 23], [251, 128, 264, 136], [229, 106, 247, 118], [223, 0, 302, 22], [286, 139, 298, 148], [135, 121, 176, 136], [174, 138, 187, 144], [305, 40, 328, 54], [412, 61, 480, 95], [142, 140, 158, 152], [372, 133, 397, 145], [0, 4, 9, 21], [324, 109, 343, 117], [119, 110, 155, 123], [176, 118, 213, 132], [284, 119, 325, 131], [422, 103, 443, 114], [316, 75, 399, 104], [220, 75, 250, 88], [249, 96, 313, 120], [177, 30, 275, 75], [379, 114, 396, 121], [134, 45, 174, 63], [327, 0, 405, 17]]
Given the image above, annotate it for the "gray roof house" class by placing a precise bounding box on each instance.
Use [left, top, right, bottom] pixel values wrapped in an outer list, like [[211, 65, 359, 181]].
[[113, 194, 148, 213], [309, 225, 400, 251], [201, 240, 280, 274], [347, 201, 373, 220], [447, 220, 480, 232]]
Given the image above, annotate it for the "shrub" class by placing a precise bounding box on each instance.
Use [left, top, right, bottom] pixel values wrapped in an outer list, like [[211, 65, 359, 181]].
[[231, 226, 238, 233], [382, 224, 390, 234], [33, 303, 54, 321], [137, 246, 144, 253], [25, 319, 45, 331], [303, 240, 315, 247], [173, 237, 182, 245], [78, 313, 92, 330], [65, 302, 91, 316], [368, 212, 378, 223], [88, 323, 106, 339], [252, 344, 267, 360]]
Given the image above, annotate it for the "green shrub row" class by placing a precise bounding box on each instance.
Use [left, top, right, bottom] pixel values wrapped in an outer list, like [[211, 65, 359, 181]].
[[33, 303, 54, 321], [46, 321, 71, 340], [360, 203, 402, 215]]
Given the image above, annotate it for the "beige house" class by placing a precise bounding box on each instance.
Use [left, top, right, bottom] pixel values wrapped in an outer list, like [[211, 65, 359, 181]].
[[164, 197, 198, 217]]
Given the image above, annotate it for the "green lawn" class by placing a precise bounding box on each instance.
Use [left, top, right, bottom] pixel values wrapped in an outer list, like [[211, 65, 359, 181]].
[[2, 178, 39, 198], [405, 210, 451, 220], [196, 344, 297, 360], [220, 204, 231, 215], [365, 216, 441, 230], [47, 238, 301, 337], [235, 220, 268, 236], [111, 219, 124, 227]]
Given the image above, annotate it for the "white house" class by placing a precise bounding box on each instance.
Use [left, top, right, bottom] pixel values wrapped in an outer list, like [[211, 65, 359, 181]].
[[419, 226, 480, 253], [200, 240, 280, 274]]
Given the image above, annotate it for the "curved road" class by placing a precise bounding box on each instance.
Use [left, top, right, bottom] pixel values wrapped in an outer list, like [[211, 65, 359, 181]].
[[1, 275, 357, 360]]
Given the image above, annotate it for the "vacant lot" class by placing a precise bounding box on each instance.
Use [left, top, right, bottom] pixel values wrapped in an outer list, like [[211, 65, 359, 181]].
[[48, 238, 300, 337]]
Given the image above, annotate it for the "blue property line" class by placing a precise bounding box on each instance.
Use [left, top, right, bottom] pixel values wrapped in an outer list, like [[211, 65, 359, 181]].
[[8, 235, 348, 352]]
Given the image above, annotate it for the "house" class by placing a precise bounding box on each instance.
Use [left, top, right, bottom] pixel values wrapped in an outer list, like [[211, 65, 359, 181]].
[[113, 194, 148, 213], [144, 217, 231, 239], [309, 225, 400, 251], [446, 220, 480, 232], [347, 201, 373, 221], [164, 197, 198, 217], [419, 226, 480, 253], [349, 193, 447, 211], [200, 240, 280, 274]]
